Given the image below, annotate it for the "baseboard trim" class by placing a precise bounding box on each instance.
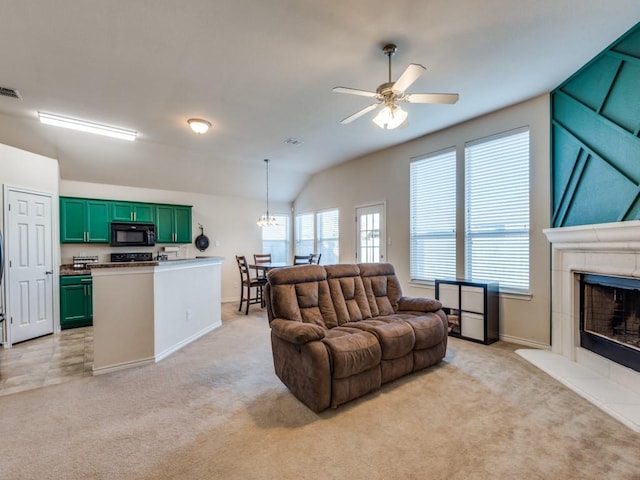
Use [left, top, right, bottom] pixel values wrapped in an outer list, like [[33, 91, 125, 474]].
[[155, 322, 221, 362], [93, 322, 222, 375], [92, 356, 155, 376], [499, 334, 550, 350]]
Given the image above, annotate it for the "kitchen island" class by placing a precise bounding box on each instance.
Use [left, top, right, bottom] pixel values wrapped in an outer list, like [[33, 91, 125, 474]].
[[91, 256, 223, 375]]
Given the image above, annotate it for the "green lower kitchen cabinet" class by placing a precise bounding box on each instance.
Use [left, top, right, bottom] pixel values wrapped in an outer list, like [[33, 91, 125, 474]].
[[60, 275, 93, 329], [155, 205, 192, 243]]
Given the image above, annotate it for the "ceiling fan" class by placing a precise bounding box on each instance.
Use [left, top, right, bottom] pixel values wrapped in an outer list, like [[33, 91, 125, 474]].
[[333, 43, 459, 129]]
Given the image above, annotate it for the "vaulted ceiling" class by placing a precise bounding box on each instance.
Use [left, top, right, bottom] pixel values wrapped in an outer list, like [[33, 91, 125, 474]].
[[0, 1, 638, 202]]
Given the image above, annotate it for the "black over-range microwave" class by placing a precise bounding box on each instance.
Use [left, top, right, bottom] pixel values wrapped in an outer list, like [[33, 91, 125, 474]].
[[110, 222, 156, 246]]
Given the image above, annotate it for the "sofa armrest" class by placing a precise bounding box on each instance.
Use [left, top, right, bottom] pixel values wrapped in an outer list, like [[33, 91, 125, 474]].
[[270, 318, 326, 345], [397, 296, 442, 313]]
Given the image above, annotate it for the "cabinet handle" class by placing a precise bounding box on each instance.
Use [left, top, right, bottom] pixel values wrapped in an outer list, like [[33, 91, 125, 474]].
[[133, 212, 136, 221], [80, 278, 92, 283]]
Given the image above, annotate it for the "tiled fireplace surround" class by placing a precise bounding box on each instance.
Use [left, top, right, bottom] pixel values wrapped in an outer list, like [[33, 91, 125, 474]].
[[517, 220, 640, 432]]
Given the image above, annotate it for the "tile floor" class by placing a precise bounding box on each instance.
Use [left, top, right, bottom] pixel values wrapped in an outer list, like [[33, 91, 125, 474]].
[[0, 327, 93, 396], [517, 349, 640, 433], [0, 303, 250, 397]]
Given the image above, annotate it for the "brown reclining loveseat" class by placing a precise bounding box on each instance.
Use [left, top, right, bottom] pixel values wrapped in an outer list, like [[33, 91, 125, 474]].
[[265, 263, 448, 412]]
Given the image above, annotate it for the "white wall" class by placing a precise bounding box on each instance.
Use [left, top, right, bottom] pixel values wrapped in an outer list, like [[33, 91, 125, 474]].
[[294, 94, 551, 347], [59, 180, 291, 303], [0, 143, 60, 340]]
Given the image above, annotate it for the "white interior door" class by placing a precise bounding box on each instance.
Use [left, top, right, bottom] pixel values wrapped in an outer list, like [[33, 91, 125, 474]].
[[356, 203, 386, 263], [6, 189, 54, 344]]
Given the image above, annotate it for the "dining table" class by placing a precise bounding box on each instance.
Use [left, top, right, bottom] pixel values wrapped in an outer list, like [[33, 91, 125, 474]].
[[249, 262, 291, 273]]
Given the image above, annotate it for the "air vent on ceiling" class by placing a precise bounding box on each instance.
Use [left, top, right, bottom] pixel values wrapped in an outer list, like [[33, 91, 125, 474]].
[[284, 138, 303, 146], [0, 86, 22, 100]]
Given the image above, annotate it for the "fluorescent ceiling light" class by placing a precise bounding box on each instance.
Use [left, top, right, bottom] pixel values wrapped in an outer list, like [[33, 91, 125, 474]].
[[38, 112, 137, 141]]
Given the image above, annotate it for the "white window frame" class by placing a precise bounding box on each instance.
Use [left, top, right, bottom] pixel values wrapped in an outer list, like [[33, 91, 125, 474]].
[[261, 213, 290, 263], [409, 127, 531, 293], [464, 127, 530, 292], [316, 208, 339, 265], [410, 147, 457, 282], [294, 212, 315, 256]]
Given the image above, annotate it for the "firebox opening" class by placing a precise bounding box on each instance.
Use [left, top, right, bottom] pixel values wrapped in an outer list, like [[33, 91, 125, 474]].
[[580, 273, 640, 373]]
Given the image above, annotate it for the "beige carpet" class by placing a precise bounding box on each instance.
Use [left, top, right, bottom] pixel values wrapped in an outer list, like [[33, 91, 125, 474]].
[[1, 304, 639, 480]]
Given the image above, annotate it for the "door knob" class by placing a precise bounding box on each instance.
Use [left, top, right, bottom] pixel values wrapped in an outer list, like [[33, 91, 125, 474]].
[[45, 271, 53, 275]]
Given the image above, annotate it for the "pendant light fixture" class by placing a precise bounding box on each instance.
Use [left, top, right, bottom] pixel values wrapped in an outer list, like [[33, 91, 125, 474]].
[[257, 158, 278, 227]]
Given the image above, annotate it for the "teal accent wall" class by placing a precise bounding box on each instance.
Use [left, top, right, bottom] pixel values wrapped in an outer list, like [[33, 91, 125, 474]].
[[551, 22, 640, 227]]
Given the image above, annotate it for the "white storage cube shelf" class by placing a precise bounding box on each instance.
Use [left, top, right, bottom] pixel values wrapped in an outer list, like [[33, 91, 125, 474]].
[[461, 286, 485, 313], [461, 312, 485, 341], [435, 279, 499, 345]]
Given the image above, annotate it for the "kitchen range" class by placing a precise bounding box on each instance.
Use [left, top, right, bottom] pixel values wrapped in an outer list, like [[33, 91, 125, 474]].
[[110, 252, 154, 263]]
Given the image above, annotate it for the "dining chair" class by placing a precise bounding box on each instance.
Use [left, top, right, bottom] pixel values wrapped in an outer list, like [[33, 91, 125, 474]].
[[293, 254, 312, 265], [253, 253, 272, 280], [309, 253, 321, 265], [235, 255, 264, 315]]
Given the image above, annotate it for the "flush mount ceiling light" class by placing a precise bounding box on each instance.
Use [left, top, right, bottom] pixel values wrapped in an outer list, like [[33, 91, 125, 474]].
[[187, 118, 211, 134], [333, 43, 459, 130], [257, 158, 278, 227], [38, 112, 137, 141]]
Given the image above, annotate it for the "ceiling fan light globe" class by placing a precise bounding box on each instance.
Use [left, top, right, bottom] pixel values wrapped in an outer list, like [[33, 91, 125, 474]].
[[372, 105, 407, 130]]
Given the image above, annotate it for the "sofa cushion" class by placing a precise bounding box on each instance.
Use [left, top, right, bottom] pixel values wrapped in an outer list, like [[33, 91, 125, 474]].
[[270, 318, 326, 345], [397, 296, 443, 313], [322, 328, 381, 379], [379, 313, 447, 350], [342, 319, 415, 360], [325, 264, 372, 324], [268, 265, 338, 328], [358, 263, 403, 316]]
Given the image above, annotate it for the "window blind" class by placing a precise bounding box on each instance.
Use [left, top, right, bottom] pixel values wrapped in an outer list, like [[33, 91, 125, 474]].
[[317, 208, 339, 265], [465, 127, 530, 291], [262, 214, 290, 263], [410, 148, 457, 281], [295, 213, 315, 255]]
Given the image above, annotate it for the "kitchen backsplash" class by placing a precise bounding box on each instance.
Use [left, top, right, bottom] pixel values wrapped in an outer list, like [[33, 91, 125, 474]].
[[60, 242, 194, 264]]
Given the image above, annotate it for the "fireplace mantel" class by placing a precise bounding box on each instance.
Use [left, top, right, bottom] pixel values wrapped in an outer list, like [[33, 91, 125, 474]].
[[516, 220, 640, 432], [543, 220, 640, 252]]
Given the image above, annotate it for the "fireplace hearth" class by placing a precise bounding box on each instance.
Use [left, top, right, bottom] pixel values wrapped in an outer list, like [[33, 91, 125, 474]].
[[516, 220, 640, 432], [580, 274, 640, 372]]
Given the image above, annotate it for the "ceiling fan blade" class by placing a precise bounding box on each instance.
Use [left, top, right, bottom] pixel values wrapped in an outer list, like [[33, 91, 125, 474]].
[[332, 86, 378, 98], [404, 93, 459, 104], [340, 104, 379, 124], [392, 63, 426, 93]]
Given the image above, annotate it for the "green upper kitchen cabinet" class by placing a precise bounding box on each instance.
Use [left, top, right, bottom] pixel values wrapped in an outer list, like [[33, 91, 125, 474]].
[[60, 197, 111, 243], [155, 205, 192, 243], [111, 201, 155, 223]]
